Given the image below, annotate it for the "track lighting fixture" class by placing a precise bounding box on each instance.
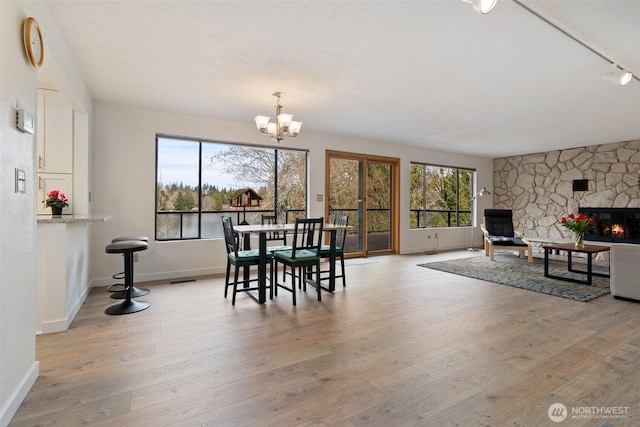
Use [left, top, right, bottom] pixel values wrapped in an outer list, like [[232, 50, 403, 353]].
[[513, 0, 637, 86], [463, 0, 497, 14], [602, 63, 633, 86]]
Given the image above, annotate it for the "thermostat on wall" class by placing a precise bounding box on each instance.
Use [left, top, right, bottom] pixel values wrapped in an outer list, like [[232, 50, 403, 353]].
[[16, 108, 35, 134]]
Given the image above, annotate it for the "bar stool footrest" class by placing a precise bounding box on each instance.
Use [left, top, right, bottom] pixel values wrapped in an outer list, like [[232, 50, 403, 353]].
[[110, 285, 150, 299], [106, 283, 127, 293]]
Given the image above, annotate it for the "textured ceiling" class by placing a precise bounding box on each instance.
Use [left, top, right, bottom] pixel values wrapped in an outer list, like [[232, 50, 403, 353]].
[[44, 0, 640, 157]]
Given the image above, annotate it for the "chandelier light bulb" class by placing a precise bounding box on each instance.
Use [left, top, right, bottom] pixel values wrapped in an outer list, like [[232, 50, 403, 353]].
[[289, 121, 302, 137], [254, 115, 270, 132], [277, 113, 293, 128]]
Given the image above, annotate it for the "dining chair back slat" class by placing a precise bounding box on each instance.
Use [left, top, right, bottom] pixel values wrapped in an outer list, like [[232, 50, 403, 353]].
[[273, 217, 324, 305], [291, 218, 323, 257], [332, 214, 349, 250], [222, 216, 239, 256], [261, 215, 288, 245]]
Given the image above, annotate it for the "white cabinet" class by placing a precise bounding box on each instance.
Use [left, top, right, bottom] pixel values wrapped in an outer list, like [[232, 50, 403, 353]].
[[37, 89, 74, 215], [37, 89, 73, 174], [37, 173, 73, 215]]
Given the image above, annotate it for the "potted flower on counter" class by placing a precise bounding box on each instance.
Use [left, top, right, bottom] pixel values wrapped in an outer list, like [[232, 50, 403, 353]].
[[43, 190, 69, 216]]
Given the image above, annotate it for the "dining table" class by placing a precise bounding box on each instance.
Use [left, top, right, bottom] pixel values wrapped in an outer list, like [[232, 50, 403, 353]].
[[233, 222, 350, 303]]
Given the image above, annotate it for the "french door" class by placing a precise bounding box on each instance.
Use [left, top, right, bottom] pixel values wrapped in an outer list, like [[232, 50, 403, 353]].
[[326, 150, 399, 257]]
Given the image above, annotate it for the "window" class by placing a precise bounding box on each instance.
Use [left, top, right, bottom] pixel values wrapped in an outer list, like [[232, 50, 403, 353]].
[[410, 163, 473, 228], [156, 136, 307, 240]]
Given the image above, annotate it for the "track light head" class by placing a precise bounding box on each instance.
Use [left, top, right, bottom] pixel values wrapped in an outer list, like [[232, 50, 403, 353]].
[[603, 63, 633, 86], [463, 0, 498, 14]]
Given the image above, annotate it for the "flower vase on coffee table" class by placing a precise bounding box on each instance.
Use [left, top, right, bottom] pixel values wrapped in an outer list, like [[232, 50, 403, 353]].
[[560, 213, 593, 249]]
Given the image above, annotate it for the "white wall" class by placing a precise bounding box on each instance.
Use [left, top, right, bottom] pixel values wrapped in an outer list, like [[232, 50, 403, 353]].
[[1, 3, 40, 424], [90, 101, 493, 286], [1, 2, 91, 424]]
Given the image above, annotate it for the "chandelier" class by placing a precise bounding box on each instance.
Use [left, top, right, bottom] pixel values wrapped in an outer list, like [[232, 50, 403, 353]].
[[254, 91, 302, 143]]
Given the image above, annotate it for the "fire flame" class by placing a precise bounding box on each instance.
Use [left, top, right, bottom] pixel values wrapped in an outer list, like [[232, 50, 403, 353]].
[[604, 224, 625, 235], [611, 224, 624, 235]]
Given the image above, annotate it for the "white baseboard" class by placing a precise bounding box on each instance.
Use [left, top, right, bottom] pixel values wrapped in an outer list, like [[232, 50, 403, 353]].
[[90, 266, 226, 288], [38, 283, 92, 335], [0, 361, 39, 427]]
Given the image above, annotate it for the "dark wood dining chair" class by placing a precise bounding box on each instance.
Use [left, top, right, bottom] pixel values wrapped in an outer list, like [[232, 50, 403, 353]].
[[320, 214, 349, 287], [221, 216, 272, 305], [262, 214, 292, 280], [261, 214, 291, 252], [273, 217, 324, 305]]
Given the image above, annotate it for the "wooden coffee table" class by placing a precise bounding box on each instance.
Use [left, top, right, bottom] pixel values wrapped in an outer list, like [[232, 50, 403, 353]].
[[541, 242, 610, 285]]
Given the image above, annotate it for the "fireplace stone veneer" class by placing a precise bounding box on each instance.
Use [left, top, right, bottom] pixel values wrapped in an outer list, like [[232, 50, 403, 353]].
[[493, 139, 640, 242]]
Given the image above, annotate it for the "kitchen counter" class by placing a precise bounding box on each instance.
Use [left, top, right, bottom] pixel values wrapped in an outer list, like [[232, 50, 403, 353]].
[[37, 214, 109, 224], [36, 215, 109, 334]]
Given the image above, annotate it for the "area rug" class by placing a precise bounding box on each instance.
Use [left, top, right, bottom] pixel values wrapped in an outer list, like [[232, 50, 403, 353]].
[[418, 253, 610, 302]]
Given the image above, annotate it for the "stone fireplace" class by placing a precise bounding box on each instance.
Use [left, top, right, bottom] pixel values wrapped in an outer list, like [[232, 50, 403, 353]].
[[579, 207, 640, 244], [493, 139, 640, 242]]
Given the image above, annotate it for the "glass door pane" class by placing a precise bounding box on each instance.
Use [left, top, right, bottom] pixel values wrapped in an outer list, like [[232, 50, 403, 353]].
[[328, 152, 398, 256], [328, 157, 364, 255], [367, 162, 392, 253]]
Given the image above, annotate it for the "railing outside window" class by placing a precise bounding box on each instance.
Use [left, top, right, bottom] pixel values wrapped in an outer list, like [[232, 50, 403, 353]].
[[410, 163, 473, 229], [156, 209, 307, 240], [410, 208, 472, 228]]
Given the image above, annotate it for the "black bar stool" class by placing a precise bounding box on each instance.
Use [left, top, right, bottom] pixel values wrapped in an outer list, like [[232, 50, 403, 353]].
[[104, 240, 150, 315], [109, 236, 150, 298]]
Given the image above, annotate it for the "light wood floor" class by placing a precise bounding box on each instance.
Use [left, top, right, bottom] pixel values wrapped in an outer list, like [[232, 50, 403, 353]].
[[10, 251, 640, 426]]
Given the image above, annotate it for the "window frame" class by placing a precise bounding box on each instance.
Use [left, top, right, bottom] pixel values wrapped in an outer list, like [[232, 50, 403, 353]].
[[155, 134, 308, 241], [409, 162, 474, 229]]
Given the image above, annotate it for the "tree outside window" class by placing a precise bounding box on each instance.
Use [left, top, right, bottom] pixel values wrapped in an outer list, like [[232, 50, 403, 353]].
[[410, 163, 473, 228], [156, 136, 307, 240]]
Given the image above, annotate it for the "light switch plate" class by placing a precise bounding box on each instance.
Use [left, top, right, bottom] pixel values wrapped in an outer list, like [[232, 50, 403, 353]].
[[15, 168, 26, 193]]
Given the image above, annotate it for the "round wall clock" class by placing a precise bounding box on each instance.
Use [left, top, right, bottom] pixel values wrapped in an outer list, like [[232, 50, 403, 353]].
[[23, 17, 44, 68]]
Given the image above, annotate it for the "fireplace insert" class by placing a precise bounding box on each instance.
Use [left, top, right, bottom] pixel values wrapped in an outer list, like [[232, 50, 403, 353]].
[[579, 207, 640, 244]]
